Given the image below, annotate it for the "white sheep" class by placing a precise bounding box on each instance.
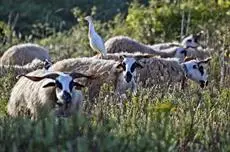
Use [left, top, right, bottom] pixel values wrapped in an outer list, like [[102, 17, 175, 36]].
[[49, 57, 144, 100], [0, 58, 47, 77], [7, 70, 94, 119], [105, 35, 209, 62], [104, 36, 188, 61], [150, 31, 210, 60], [137, 56, 211, 89], [0, 43, 51, 65], [150, 31, 204, 50], [93, 52, 211, 89]]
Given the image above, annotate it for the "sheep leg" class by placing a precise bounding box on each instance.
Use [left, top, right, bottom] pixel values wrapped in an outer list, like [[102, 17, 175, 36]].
[[180, 77, 187, 90], [88, 83, 101, 102]]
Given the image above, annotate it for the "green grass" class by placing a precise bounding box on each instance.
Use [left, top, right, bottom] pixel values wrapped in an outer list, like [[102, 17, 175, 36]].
[[0, 80, 230, 151]]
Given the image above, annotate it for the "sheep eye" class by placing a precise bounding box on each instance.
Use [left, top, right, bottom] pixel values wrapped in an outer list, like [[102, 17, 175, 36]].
[[180, 50, 185, 54], [187, 39, 192, 43], [56, 81, 62, 89], [193, 65, 197, 69]]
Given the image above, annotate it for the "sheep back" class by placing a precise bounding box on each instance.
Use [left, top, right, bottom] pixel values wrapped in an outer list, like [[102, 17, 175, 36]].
[[137, 57, 184, 86], [105, 36, 158, 54], [50, 57, 122, 100], [7, 69, 56, 119], [0, 58, 45, 78]]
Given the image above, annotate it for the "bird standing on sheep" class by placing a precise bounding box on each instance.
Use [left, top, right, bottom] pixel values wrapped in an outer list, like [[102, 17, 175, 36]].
[[85, 16, 107, 58]]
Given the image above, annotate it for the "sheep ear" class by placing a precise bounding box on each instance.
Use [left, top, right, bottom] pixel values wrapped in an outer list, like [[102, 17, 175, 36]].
[[74, 82, 85, 90], [116, 63, 124, 72], [42, 82, 56, 88]]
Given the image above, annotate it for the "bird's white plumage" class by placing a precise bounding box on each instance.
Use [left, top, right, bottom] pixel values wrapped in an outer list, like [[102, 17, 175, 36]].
[[85, 16, 107, 57]]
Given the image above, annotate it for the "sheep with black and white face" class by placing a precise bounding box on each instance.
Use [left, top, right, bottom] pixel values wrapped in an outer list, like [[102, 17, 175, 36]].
[[49, 57, 144, 100], [7, 70, 94, 119], [93, 52, 211, 89]]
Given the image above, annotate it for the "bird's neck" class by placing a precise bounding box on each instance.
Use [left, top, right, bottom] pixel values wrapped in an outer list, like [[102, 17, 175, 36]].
[[88, 21, 95, 35]]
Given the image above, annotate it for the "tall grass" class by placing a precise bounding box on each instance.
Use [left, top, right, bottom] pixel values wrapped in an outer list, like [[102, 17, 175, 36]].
[[0, 1, 230, 151], [0, 82, 230, 151]]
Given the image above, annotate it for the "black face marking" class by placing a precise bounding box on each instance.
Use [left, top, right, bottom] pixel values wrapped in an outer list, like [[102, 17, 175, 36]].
[[122, 62, 126, 71], [55, 80, 62, 90], [194, 37, 198, 43], [44, 61, 51, 70], [126, 72, 132, 83], [198, 66, 204, 76], [199, 80, 205, 88], [69, 80, 74, 91], [63, 91, 71, 104], [130, 62, 137, 73], [180, 50, 187, 56], [187, 39, 192, 43]]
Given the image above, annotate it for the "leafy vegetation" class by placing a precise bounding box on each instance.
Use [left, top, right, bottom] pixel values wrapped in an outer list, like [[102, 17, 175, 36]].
[[0, 0, 230, 151]]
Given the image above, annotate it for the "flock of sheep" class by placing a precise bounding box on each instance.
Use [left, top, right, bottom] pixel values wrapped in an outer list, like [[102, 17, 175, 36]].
[[0, 16, 212, 119]]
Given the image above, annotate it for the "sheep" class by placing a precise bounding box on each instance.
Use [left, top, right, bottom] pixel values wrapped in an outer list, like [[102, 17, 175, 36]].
[[105, 34, 209, 61], [105, 36, 188, 62], [150, 31, 204, 50], [149, 31, 210, 60], [0, 58, 47, 77], [137, 56, 211, 89], [105, 35, 159, 54], [49, 57, 144, 100], [0, 43, 51, 65], [7, 70, 94, 119], [93, 52, 211, 89]]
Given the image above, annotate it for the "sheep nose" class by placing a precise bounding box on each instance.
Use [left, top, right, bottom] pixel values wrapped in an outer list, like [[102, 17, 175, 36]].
[[125, 72, 132, 83], [199, 80, 205, 88], [63, 91, 72, 104]]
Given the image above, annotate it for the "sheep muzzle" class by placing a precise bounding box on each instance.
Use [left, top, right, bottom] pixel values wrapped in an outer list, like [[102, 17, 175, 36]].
[[125, 72, 132, 83], [199, 80, 207, 88]]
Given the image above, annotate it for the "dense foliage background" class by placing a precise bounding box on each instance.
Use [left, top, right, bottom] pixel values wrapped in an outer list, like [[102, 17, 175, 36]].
[[0, 0, 230, 151]]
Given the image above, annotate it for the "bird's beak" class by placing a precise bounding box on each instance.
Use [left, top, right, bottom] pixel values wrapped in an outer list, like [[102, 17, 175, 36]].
[[84, 17, 89, 21]]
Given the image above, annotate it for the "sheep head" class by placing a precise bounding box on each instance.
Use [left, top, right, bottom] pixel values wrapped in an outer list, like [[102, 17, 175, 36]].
[[116, 55, 145, 83], [182, 57, 211, 88], [16, 71, 94, 108], [182, 31, 204, 49]]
